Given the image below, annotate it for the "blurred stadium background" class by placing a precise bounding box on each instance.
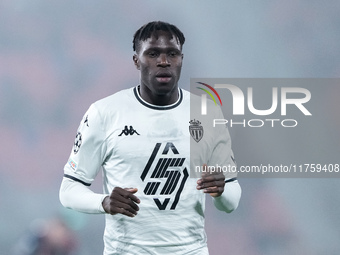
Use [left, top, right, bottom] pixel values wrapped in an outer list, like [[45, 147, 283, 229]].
[[1, 0, 340, 254]]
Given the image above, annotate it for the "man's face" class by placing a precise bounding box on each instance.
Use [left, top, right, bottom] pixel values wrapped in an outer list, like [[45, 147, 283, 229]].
[[133, 31, 183, 98]]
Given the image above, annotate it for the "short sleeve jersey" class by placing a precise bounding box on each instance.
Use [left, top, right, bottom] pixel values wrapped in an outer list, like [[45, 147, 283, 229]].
[[64, 86, 236, 255]]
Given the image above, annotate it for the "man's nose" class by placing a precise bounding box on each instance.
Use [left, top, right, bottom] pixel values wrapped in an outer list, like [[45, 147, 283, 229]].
[[157, 54, 170, 67]]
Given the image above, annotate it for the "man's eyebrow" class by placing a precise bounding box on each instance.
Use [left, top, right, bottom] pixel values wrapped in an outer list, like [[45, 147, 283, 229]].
[[145, 47, 181, 52]]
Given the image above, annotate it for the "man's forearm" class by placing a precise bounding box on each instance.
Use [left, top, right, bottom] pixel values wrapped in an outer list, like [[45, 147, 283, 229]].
[[59, 177, 107, 214], [213, 180, 241, 213]]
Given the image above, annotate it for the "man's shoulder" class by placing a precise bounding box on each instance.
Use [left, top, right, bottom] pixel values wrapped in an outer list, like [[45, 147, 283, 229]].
[[93, 86, 135, 111], [180, 87, 209, 106], [180, 87, 200, 102]]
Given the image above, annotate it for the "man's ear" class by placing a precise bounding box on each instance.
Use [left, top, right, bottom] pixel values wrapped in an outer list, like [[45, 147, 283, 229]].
[[133, 54, 140, 70]]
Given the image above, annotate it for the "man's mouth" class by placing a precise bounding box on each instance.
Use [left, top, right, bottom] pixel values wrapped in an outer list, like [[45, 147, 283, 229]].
[[156, 73, 172, 83]]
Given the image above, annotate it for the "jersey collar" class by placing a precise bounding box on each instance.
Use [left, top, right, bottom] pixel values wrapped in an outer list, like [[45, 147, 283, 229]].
[[133, 86, 183, 110]]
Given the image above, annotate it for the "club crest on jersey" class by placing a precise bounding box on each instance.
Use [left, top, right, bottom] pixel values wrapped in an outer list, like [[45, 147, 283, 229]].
[[189, 119, 203, 142]]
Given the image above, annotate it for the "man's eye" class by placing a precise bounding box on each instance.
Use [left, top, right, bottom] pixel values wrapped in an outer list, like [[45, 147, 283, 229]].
[[148, 52, 158, 57], [168, 52, 178, 57]]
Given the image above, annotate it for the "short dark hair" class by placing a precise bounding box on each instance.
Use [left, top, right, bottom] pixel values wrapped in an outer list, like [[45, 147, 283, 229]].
[[133, 21, 185, 53]]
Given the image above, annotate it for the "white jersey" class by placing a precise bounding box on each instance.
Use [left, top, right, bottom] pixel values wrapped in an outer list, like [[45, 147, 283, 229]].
[[64, 86, 236, 255]]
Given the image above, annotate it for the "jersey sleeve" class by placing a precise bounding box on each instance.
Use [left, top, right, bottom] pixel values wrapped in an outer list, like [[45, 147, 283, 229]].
[[209, 107, 241, 213], [64, 103, 107, 186], [208, 106, 237, 180]]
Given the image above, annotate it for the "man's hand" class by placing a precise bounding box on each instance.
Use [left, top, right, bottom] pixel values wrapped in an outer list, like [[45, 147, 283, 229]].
[[102, 187, 140, 217], [196, 164, 225, 197]]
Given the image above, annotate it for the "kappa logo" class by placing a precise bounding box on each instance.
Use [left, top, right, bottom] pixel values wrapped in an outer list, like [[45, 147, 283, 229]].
[[118, 125, 140, 136], [140, 142, 189, 210], [84, 115, 89, 127], [189, 119, 203, 142]]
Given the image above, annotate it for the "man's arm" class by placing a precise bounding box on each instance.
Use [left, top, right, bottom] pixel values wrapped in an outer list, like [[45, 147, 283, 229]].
[[196, 168, 241, 213], [59, 178, 140, 216], [59, 177, 107, 214], [212, 179, 241, 213], [203, 105, 241, 213], [101, 187, 140, 217]]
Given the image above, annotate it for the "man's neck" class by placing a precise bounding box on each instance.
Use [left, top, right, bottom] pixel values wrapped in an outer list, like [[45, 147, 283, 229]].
[[139, 86, 179, 106]]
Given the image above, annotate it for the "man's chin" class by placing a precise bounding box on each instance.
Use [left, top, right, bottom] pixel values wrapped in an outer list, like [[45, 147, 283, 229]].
[[154, 83, 177, 95]]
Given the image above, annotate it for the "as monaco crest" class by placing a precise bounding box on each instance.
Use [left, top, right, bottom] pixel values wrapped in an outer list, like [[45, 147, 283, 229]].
[[189, 119, 203, 142]]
